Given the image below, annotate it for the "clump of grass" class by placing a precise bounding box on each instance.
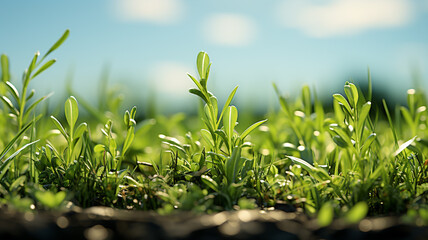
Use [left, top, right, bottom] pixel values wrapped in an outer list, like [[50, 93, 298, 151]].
[[0, 31, 427, 225]]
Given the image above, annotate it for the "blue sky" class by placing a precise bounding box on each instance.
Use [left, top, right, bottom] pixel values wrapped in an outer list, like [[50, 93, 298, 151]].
[[1, 0, 428, 112]]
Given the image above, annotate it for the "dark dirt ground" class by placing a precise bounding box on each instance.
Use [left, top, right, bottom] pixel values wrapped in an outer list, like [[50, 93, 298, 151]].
[[0, 206, 427, 240]]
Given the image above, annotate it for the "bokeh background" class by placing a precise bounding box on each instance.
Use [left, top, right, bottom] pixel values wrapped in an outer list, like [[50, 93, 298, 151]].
[[1, 0, 428, 113]]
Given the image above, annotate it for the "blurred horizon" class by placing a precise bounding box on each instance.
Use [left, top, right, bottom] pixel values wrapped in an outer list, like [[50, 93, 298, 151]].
[[1, 0, 428, 113]]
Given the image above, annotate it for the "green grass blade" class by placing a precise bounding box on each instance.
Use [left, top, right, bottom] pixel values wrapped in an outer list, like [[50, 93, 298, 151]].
[[1, 54, 10, 82], [0, 96, 18, 115], [50, 116, 68, 139], [197, 51, 210, 81], [32, 59, 56, 79], [0, 140, 39, 180], [189, 88, 208, 103], [43, 29, 70, 60], [201, 175, 218, 192], [318, 202, 334, 227], [225, 147, 242, 184], [5, 81, 19, 102], [65, 96, 79, 132], [188, 73, 205, 93], [345, 202, 368, 224], [23, 93, 53, 122], [360, 133, 376, 155], [394, 136, 417, 157], [218, 86, 238, 127], [0, 121, 33, 161], [223, 105, 238, 148], [382, 99, 399, 148], [333, 94, 352, 115], [239, 119, 267, 141]]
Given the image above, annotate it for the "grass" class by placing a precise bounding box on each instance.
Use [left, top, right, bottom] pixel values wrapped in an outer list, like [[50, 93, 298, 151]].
[[0, 30, 427, 226]]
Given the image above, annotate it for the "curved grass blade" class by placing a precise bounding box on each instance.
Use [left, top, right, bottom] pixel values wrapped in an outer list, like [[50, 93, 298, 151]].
[[0, 121, 33, 161], [32, 59, 56, 79], [218, 86, 238, 127], [5, 81, 19, 102], [197, 51, 210, 82], [223, 105, 238, 147], [201, 175, 218, 192], [42, 29, 70, 60], [23, 93, 53, 122], [65, 96, 79, 132], [239, 119, 267, 141], [333, 94, 352, 114], [0, 140, 39, 180], [394, 136, 417, 157], [50, 116, 68, 139]]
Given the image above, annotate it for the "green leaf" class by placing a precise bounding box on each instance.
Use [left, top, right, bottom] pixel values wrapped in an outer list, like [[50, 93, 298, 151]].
[[318, 202, 334, 227], [32, 59, 56, 79], [189, 88, 209, 103], [358, 101, 371, 122], [225, 147, 243, 184], [124, 110, 130, 126], [357, 101, 371, 137], [333, 94, 352, 114], [50, 116, 68, 140], [65, 96, 79, 132], [10, 176, 26, 192], [5, 81, 19, 102], [329, 124, 352, 147], [382, 99, 399, 147], [1, 54, 10, 82], [223, 105, 238, 147], [197, 51, 210, 81], [360, 133, 376, 154], [130, 106, 137, 119], [302, 85, 311, 116], [344, 82, 359, 108], [201, 129, 214, 149], [0, 121, 34, 161], [74, 122, 88, 139], [287, 155, 331, 181], [394, 136, 417, 157], [0, 96, 18, 115], [346, 202, 368, 224], [26, 89, 35, 101], [43, 29, 70, 59], [215, 129, 229, 146], [35, 191, 66, 209], [239, 119, 268, 141], [26, 51, 40, 83], [23, 93, 53, 122], [188, 73, 208, 98], [122, 126, 135, 155], [400, 106, 414, 128], [94, 144, 106, 153], [218, 86, 238, 127], [287, 155, 317, 175], [210, 96, 218, 122], [332, 135, 349, 148], [201, 175, 218, 192], [0, 140, 39, 180]]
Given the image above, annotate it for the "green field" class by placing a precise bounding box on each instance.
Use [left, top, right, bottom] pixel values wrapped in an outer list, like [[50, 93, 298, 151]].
[[1, 30, 427, 227]]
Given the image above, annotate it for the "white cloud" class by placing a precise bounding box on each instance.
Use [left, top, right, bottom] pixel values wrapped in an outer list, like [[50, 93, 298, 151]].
[[277, 0, 413, 38], [114, 0, 183, 24], [149, 62, 194, 97], [203, 14, 256, 46]]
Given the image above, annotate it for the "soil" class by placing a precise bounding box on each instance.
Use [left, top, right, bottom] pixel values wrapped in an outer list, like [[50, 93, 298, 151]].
[[0, 206, 427, 240]]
